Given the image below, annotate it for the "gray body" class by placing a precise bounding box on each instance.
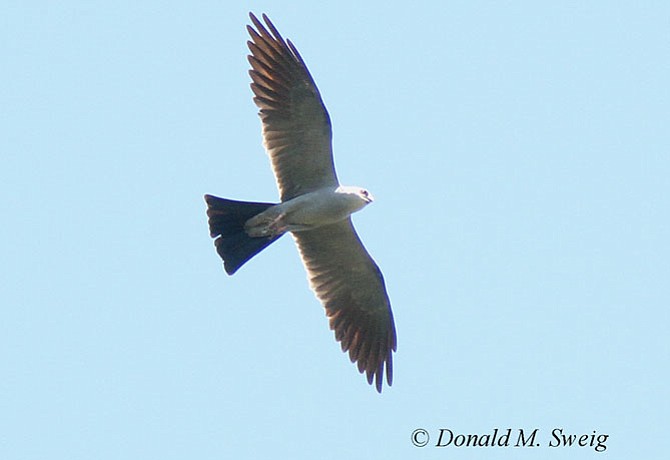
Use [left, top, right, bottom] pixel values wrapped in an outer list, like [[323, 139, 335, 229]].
[[245, 186, 372, 237]]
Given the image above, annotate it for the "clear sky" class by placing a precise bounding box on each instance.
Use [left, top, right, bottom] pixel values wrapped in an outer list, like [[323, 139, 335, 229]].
[[2, 1, 668, 459]]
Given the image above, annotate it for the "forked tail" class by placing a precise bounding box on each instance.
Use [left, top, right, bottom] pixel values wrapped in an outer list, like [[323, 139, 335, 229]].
[[204, 194, 282, 275]]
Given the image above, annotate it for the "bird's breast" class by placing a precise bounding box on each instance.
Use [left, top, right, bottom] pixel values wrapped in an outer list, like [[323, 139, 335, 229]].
[[278, 189, 365, 230]]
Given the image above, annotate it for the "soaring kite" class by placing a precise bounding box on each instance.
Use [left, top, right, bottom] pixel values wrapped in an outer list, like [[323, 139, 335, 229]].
[[205, 13, 397, 392]]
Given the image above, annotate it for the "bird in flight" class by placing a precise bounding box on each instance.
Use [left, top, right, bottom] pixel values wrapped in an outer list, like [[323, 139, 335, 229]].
[[204, 13, 397, 392]]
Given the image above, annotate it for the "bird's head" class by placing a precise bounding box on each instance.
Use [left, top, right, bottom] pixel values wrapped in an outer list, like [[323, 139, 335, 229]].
[[337, 185, 374, 204]]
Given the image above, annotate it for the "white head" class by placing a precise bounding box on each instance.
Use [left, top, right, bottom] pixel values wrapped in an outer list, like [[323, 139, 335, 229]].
[[336, 185, 374, 210]]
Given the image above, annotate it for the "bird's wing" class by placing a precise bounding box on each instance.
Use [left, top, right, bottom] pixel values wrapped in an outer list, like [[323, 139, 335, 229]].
[[293, 219, 397, 392], [247, 13, 339, 201]]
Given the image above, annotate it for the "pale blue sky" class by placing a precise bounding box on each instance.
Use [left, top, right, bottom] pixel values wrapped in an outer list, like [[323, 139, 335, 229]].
[[2, 1, 668, 459]]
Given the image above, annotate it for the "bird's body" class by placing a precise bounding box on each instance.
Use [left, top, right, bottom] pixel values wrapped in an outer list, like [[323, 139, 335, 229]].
[[205, 13, 396, 392], [245, 186, 372, 237]]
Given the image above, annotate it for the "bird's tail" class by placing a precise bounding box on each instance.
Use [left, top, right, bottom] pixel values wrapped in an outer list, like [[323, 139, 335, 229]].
[[204, 194, 282, 275]]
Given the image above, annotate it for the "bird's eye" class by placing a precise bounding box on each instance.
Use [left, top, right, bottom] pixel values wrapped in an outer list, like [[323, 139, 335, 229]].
[[361, 190, 368, 197]]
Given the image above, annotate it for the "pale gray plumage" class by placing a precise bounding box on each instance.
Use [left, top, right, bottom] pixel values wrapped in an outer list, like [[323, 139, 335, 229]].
[[205, 13, 396, 392]]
